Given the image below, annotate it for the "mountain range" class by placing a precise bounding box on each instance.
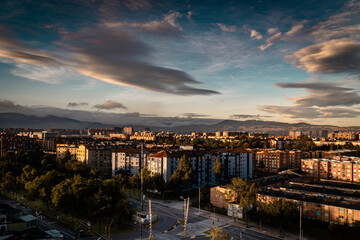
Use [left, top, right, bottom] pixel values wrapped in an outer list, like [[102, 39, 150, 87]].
[[0, 112, 358, 133]]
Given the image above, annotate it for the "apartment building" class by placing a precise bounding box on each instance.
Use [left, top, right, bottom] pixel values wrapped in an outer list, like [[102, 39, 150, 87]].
[[111, 149, 148, 177], [76, 144, 112, 176], [254, 150, 302, 173], [321, 150, 358, 158], [130, 131, 156, 141], [56, 144, 77, 159], [0, 134, 35, 152], [327, 131, 358, 140], [147, 148, 253, 187], [301, 157, 360, 182]]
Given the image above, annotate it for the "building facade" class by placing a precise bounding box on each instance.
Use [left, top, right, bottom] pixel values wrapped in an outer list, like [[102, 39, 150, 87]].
[[111, 149, 148, 177], [147, 148, 253, 187], [254, 150, 302, 173], [301, 157, 360, 183]]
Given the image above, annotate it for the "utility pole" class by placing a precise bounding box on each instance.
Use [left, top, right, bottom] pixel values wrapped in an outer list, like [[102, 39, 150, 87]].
[[141, 142, 144, 211], [149, 200, 152, 240], [180, 196, 186, 221], [299, 204, 302, 240], [184, 197, 189, 236], [198, 186, 201, 215], [139, 212, 142, 239]]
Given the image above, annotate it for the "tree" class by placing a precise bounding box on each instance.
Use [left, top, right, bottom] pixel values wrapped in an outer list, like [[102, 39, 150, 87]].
[[170, 154, 195, 191], [228, 178, 258, 219], [1, 172, 21, 191], [213, 158, 225, 184], [115, 169, 129, 187], [149, 173, 165, 193], [25, 170, 62, 207], [210, 227, 231, 240], [259, 199, 298, 231], [51, 178, 75, 214]]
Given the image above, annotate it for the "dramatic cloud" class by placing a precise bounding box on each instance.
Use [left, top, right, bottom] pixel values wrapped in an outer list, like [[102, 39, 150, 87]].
[[285, 39, 360, 74], [310, 0, 360, 42], [250, 30, 262, 40], [93, 100, 127, 110], [216, 23, 237, 32], [259, 80, 360, 120], [267, 27, 279, 35], [67, 102, 89, 107], [284, 21, 307, 38], [274, 81, 360, 107], [181, 113, 209, 118], [311, 24, 360, 42], [258, 105, 360, 119], [11, 63, 77, 84], [258, 21, 305, 50], [0, 26, 63, 66], [230, 114, 270, 119], [104, 12, 183, 37], [258, 32, 282, 51], [0, 25, 218, 95], [58, 27, 219, 95], [123, 0, 152, 11]]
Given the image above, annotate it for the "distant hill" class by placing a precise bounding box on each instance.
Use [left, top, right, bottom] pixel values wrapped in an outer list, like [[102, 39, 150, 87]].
[[0, 112, 358, 132], [172, 119, 340, 134], [0, 112, 112, 129]]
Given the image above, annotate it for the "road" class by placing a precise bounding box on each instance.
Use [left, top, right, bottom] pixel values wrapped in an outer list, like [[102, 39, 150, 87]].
[[223, 225, 285, 240], [0, 193, 76, 239], [113, 198, 293, 240], [1, 193, 296, 240]]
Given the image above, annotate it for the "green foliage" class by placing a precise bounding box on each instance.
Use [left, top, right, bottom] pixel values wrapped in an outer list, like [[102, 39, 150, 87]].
[[25, 169, 63, 205], [228, 178, 258, 210], [258, 199, 299, 231], [115, 169, 129, 186], [1, 172, 22, 191], [170, 154, 195, 190], [210, 227, 231, 240], [0, 145, 134, 228], [213, 158, 224, 184]]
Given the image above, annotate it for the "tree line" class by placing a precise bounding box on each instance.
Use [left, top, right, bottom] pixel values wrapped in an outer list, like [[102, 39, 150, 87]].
[[0, 145, 133, 233]]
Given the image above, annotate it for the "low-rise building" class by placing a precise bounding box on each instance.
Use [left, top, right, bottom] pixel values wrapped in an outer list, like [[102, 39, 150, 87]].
[[210, 185, 236, 209], [257, 185, 360, 225]]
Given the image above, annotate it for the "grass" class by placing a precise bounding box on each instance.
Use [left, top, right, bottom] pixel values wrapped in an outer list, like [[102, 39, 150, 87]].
[[203, 229, 211, 235]]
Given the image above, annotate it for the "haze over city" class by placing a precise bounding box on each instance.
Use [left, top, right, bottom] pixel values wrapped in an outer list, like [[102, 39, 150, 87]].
[[1, 0, 360, 127]]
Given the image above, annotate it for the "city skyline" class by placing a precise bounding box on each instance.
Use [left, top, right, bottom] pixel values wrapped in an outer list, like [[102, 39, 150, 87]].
[[1, 0, 360, 127]]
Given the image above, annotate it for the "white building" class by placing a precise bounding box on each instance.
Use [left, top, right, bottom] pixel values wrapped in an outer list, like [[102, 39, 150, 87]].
[[147, 149, 253, 187], [111, 149, 149, 177]]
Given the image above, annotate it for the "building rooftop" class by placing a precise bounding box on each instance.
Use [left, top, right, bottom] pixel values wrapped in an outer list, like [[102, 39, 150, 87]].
[[19, 214, 37, 222], [258, 188, 360, 210]]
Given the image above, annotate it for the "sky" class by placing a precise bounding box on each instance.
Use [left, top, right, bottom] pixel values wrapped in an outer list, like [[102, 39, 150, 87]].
[[0, 0, 360, 127]]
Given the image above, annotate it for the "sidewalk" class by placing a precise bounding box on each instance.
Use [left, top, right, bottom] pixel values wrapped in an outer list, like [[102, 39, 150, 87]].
[[194, 207, 298, 240], [149, 197, 298, 240]]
